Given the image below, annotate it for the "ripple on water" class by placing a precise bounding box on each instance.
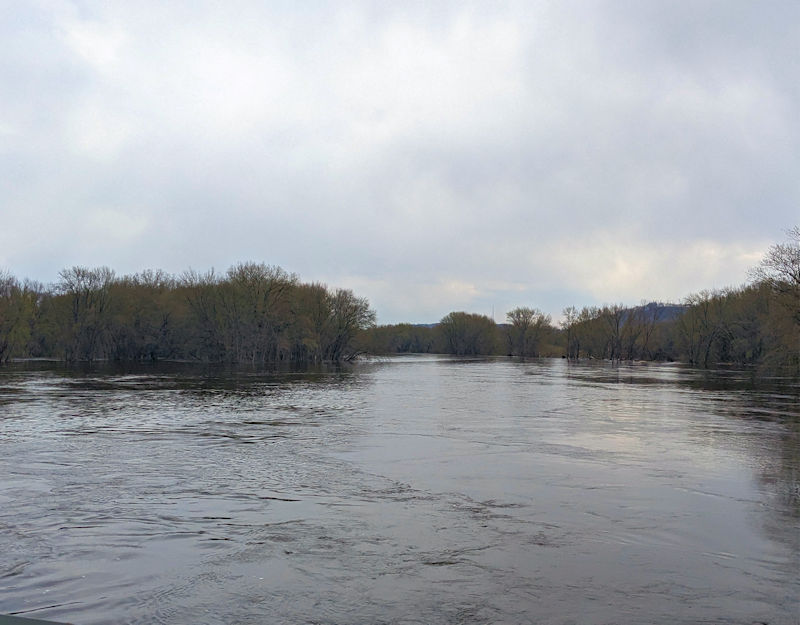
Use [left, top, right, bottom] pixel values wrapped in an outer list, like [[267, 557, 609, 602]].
[[0, 357, 797, 625]]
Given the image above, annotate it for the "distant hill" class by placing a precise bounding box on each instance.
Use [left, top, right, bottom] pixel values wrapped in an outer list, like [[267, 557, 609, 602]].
[[413, 303, 686, 329], [634, 302, 687, 321]]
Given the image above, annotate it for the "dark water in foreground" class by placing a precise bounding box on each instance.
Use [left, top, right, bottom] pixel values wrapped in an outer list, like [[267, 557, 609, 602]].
[[0, 356, 798, 625]]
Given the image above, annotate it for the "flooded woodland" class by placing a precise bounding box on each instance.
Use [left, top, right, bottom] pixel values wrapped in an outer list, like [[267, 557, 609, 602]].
[[1, 356, 798, 624]]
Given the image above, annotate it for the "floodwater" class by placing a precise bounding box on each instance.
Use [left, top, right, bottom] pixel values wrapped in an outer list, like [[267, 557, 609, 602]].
[[0, 356, 798, 625]]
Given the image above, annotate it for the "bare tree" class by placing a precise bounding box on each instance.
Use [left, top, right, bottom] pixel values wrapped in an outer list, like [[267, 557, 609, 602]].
[[506, 307, 550, 357], [56, 266, 115, 362], [678, 290, 725, 367], [506, 307, 534, 356], [638, 302, 663, 360], [749, 226, 800, 325], [439, 312, 496, 355], [560, 306, 578, 359], [0, 272, 39, 363], [601, 304, 626, 360], [326, 288, 377, 361]]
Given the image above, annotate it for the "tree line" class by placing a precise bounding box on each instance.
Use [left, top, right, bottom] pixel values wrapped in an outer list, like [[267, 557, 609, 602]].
[[1, 229, 797, 370], [0, 262, 375, 364], [359, 228, 799, 373]]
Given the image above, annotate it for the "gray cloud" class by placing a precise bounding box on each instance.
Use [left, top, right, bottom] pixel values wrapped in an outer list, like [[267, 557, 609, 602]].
[[1, 1, 797, 322]]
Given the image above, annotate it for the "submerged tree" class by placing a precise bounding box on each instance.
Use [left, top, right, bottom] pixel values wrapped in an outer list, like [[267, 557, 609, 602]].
[[325, 288, 377, 361], [106, 269, 180, 361], [52, 266, 115, 362], [438, 312, 497, 355], [219, 263, 297, 363], [677, 290, 726, 367], [748, 227, 800, 371], [561, 306, 579, 359], [1, 229, 797, 370], [506, 307, 551, 357], [0, 262, 377, 365], [0, 272, 40, 363]]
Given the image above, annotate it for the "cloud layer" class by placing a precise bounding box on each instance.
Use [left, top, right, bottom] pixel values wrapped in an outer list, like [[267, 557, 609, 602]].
[[2, 1, 797, 322]]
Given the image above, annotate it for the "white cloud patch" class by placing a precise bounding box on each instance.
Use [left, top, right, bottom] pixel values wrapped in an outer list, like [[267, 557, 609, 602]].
[[86, 208, 148, 242], [546, 235, 769, 306], [62, 18, 127, 75], [66, 99, 132, 159], [1, 1, 797, 321]]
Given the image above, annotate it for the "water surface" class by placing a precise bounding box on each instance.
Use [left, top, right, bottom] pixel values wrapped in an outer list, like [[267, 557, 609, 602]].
[[1, 356, 798, 624]]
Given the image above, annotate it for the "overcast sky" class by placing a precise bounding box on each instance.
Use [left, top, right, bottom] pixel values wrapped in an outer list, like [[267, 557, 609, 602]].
[[1, 1, 797, 323]]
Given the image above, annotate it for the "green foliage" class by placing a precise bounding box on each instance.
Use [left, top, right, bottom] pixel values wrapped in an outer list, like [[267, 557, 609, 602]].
[[357, 324, 436, 354], [0, 272, 39, 362], [748, 226, 800, 372], [2, 263, 375, 364], [2, 228, 797, 371], [505, 307, 551, 357], [437, 312, 497, 355], [48, 266, 116, 362], [106, 270, 181, 361], [674, 283, 797, 372]]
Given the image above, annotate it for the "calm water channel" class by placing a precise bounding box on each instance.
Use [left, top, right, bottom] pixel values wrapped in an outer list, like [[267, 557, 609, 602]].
[[0, 356, 798, 625]]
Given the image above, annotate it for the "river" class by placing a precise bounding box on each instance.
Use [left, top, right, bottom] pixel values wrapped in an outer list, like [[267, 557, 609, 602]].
[[0, 356, 798, 624]]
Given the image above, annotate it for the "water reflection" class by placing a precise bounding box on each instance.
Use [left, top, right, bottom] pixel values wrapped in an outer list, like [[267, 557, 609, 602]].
[[0, 356, 797, 625]]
